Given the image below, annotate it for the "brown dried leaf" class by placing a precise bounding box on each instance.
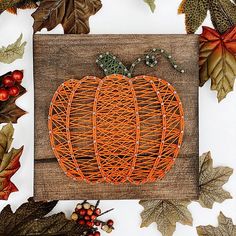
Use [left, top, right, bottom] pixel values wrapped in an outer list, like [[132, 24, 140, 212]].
[[197, 212, 236, 235], [0, 198, 88, 235], [178, 0, 209, 34], [0, 0, 38, 14], [209, 0, 236, 35], [139, 200, 192, 236], [32, 0, 102, 34], [178, 0, 236, 34], [199, 152, 233, 209]]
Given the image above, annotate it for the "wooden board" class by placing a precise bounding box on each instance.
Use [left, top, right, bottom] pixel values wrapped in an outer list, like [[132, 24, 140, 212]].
[[33, 34, 199, 200]]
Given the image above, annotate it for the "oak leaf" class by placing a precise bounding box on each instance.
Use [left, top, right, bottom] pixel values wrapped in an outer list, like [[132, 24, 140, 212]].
[[139, 200, 192, 236], [144, 0, 156, 12], [178, 0, 236, 34], [32, 0, 102, 34], [0, 198, 88, 235], [0, 34, 26, 64], [199, 26, 236, 102], [197, 212, 236, 235], [198, 151, 233, 209], [0, 72, 27, 124], [0, 123, 23, 200]]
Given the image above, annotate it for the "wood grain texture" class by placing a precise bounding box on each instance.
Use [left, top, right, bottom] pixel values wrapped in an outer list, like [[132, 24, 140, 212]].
[[34, 34, 199, 200]]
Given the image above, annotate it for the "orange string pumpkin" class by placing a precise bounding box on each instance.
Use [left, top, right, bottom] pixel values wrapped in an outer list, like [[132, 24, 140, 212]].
[[48, 49, 185, 185]]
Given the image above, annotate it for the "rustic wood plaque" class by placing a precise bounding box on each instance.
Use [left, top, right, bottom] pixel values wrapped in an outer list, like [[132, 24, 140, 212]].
[[34, 34, 199, 200]]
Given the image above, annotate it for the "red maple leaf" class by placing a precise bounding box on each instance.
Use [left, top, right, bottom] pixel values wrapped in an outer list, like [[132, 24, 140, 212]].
[[199, 26, 236, 102]]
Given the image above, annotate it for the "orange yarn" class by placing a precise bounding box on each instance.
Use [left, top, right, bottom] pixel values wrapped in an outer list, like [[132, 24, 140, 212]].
[[48, 74, 184, 185]]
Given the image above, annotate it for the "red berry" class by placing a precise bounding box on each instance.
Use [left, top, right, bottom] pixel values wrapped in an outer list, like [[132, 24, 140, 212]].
[[12, 70, 23, 84], [88, 234, 93, 236], [86, 221, 94, 227], [107, 219, 114, 227], [84, 215, 90, 221], [87, 209, 93, 216], [94, 221, 100, 226], [8, 86, 20, 97], [78, 219, 85, 225], [2, 76, 15, 87], [94, 232, 101, 236], [91, 214, 97, 221], [79, 209, 86, 216], [94, 208, 101, 216], [0, 88, 9, 101]]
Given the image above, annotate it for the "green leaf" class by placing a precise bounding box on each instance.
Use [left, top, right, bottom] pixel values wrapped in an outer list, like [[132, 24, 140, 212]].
[[144, 0, 156, 12], [0, 198, 88, 235], [0, 34, 26, 64], [198, 152, 233, 208], [139, 200, 192, 236], [197, 212, 236, 235]]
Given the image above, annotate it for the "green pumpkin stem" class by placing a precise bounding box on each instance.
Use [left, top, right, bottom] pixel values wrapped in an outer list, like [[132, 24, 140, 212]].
[[96, 52, 130, 77], [96, 49, 185, 78]]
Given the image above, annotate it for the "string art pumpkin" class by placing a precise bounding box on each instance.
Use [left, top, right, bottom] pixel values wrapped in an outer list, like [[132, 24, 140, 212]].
[[48, 49, 185, 185]]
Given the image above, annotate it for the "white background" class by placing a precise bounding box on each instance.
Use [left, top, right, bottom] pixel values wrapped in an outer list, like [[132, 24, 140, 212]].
[[0, 0, 236, 235]]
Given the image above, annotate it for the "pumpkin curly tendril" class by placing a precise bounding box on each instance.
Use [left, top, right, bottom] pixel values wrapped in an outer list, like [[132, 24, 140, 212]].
[[96, 48, 185, 78]]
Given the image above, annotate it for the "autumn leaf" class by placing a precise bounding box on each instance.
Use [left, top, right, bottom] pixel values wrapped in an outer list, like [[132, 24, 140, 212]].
[[178, 0, 209, 34], [0, 34, 26, 64], [197, 212, 236, 235], [0, 197, 89, 235], [32, 0, 102, 34], [0, 0, 38, 14], [178, 0, 236, 34], [144, 0, 156, 12], [0, 123, 23, 200], [199, 26, 236, 102], [209, 0, 236, 35], [139, 152, 233, 235], [139, 200, 192, 236], [198, 152, 233, 209], [0, 0, 21, 13], [0, 72, 27, 124], [7, 0, 38, 15]]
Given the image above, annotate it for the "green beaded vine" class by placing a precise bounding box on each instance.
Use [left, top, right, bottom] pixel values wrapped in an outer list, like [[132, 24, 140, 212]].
[[96, 48, 185, 78]]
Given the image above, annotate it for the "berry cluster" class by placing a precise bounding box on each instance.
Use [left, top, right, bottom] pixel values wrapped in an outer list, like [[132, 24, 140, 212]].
[[71, 200, 114, 236], [0, 70, 24, 101]]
